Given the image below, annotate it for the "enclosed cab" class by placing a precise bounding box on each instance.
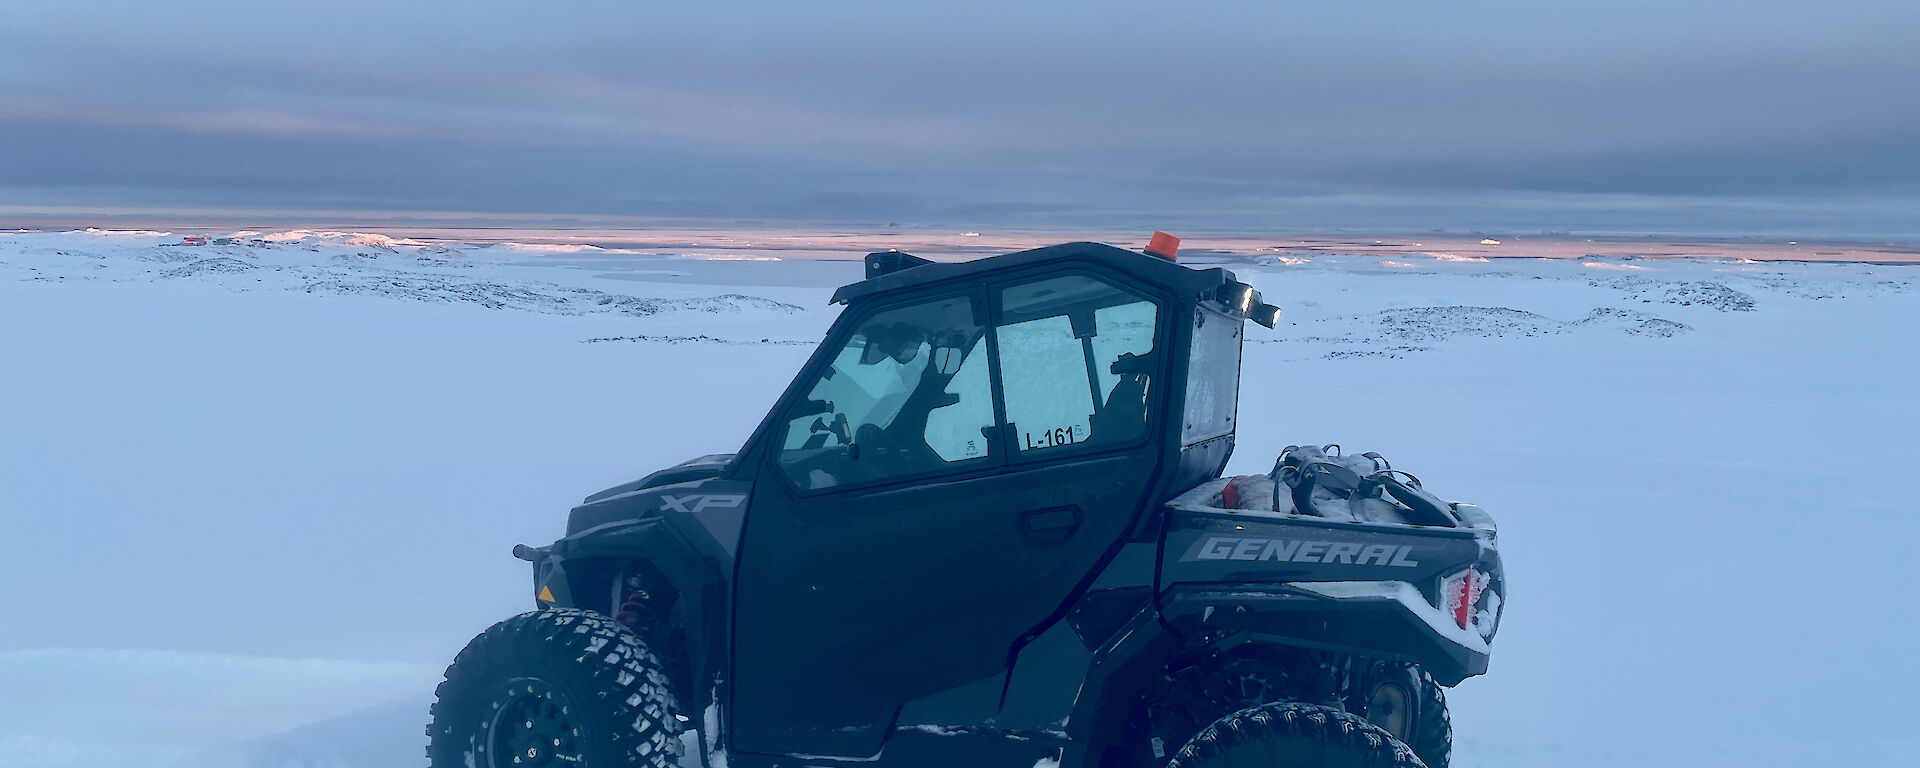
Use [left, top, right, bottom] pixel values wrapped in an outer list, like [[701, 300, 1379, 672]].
[[434, 240, 1500, 768]]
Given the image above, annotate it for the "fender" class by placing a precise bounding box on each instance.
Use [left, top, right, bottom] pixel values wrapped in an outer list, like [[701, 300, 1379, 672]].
[[529, 474, 751, 765], [1062, 603, 1181, 766]]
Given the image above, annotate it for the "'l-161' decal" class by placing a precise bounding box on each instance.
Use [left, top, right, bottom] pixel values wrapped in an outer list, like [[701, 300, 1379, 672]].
[[1187, 536, 1421, 567]]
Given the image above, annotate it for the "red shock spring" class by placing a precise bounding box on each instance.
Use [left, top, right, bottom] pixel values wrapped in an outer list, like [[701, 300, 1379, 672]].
[[614, 588, 650, 630]]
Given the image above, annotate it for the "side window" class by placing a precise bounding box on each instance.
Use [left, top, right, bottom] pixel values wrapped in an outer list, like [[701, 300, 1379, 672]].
[[776, 295, 995, 491], [996, 275, 1160, 457]]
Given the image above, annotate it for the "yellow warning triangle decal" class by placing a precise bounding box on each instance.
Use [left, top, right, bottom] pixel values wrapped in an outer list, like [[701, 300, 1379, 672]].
[[537, 585, 556, 603]]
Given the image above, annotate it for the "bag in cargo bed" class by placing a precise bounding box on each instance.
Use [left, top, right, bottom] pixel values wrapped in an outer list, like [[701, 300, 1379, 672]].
[[1212, 444, 1458, 527]]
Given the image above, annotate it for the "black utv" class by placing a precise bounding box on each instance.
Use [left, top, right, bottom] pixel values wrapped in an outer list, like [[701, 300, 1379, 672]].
[[428, 239, 1505, 768]]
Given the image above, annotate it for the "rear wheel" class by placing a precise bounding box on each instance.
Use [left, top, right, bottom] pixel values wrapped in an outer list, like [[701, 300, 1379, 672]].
[[1166, 702, 1424, 768], [1358, 664, 1451, 768], [428, 608, 683, 768]]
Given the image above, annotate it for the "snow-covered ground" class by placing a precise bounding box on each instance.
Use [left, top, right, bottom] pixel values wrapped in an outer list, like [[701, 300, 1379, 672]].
[[3, 230, 1917, 767]]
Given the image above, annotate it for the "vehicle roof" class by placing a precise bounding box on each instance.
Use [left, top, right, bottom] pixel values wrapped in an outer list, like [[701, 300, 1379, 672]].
[[829, 241, 1234, 305]]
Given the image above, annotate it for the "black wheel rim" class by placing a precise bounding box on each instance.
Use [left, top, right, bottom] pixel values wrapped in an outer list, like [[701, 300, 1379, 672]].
[[1365, 681, 1413, 741], [481, 678, 586, 767]]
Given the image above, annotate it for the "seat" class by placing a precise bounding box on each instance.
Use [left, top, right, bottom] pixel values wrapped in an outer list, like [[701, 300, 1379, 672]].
[[1090, 373, 1149, 445]]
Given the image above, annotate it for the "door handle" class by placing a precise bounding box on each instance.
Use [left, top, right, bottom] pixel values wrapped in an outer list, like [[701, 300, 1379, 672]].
[[1019, 506, 1083, 544]]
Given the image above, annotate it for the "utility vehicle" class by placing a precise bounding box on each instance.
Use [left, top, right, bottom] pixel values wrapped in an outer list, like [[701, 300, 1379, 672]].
[[429, 238, 1504, 768]]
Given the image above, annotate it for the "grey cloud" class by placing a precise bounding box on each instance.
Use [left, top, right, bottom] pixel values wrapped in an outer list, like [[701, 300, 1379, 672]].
[[4, 0, 1917, 234]]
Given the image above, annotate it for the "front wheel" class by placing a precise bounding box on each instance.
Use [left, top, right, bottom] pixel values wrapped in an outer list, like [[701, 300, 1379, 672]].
[[1167, 702, 1424, 768], [428, 608, 684, 768]]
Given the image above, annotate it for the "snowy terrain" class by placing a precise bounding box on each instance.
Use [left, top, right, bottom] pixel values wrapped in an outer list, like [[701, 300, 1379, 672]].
[[3, 229, 1917, 767]]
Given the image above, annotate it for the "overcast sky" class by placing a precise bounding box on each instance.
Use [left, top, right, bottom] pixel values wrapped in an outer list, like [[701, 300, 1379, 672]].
[[4, 1, 1917, 235]]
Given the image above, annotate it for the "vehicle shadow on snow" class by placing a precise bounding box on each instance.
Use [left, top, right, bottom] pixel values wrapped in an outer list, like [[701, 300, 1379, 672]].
[[191, 697, 432, 768]]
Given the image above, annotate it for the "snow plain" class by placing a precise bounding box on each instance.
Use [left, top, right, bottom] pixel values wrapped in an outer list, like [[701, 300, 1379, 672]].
[[3, 229, 1917, 768]]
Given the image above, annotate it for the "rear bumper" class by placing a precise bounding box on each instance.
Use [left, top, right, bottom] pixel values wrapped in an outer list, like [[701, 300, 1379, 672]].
[[1159, 581, 1492, 685]]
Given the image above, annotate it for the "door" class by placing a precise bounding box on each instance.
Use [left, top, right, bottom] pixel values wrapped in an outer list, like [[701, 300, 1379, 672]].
[[732, 273, 1167, 758]]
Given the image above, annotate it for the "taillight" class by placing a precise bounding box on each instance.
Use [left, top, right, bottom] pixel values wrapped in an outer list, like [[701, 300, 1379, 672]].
[[1441, 568, 1479, 628], [1439, 566, 1502, 642]]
